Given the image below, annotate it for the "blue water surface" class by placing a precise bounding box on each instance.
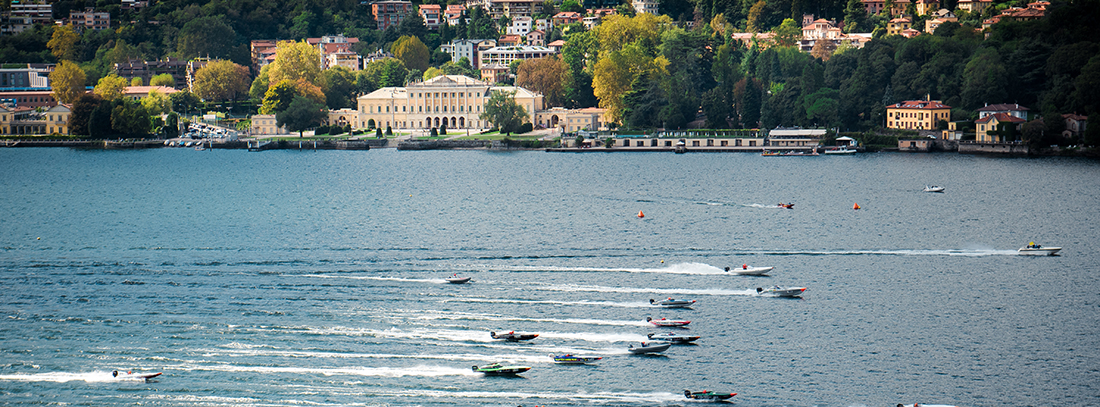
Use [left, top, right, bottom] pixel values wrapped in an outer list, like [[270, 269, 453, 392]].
[[1, 148, 1098, 406]]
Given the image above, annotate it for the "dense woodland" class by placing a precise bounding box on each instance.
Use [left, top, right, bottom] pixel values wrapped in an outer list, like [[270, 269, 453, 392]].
[[2, 0, 1099, 145]]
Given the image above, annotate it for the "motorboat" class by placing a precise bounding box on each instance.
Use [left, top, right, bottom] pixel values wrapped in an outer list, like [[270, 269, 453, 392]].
[[648, 332, 700, 344], [824, 147, 856, 154], [762, 149, 818, 156], [650, 298, 696, 308], [896, 404, 958, 407], [490, 331, 538, 341], [445, 274, 471, 284], [628, 341, 671, 354], [550, 354, 602, 364], [471, 362, 531, 375], [777, 203, 794, 209], [755, 286, 807, 297], [684, 390, 737, 400], [725, 265, 774, 276], [923, 185, 945, 193], [1018, 242, 1061, 255], [646, 317, 690, 327], [112, 370, 162, 381]]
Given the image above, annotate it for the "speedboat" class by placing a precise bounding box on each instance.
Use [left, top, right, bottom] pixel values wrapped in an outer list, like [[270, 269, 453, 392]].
[[648, 332, 700, 343], [777, 203, 794, 209], [896, 404, 958, 407], [471, 362, 531, 375], [112, 370, 162, 381], [725, 265, 774, 276], [684, 389, 737, 400], [646, 317, 690, 327], [650, 298, 696, 308], [628, 341, 671, 354], [550, 354, 602, 364], [923, 185, 945, 193], [490, 331, 538, 341], [1018, 242, 1060, 255], [755, 286, 806, 297], [445, 274, 471, 284]]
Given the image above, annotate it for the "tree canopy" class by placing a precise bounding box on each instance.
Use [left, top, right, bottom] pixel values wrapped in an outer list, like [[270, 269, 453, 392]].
[[277, 96, 328, 137]]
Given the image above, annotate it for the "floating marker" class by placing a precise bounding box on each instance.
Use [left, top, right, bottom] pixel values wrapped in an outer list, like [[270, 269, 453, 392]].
[[853, 203, 861, 210], [637, 211, 644, 218]]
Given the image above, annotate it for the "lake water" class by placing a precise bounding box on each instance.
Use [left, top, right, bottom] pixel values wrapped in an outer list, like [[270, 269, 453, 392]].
[[1, 148, 1098, 407]]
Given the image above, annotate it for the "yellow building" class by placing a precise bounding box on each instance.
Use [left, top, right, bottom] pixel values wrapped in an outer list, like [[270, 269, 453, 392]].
[[0, 104, 71, 135], [535, 107, 608, 132], [886, 99, 951, 130], [975, 112, 1025, 142], [887, 17, 912, 35], [356, 75, 543, 130]]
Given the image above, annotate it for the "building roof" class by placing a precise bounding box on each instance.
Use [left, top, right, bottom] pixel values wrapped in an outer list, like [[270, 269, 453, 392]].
[[1062, 113, 1088, 121], [977, 103, 1029, 112], [976, 112, 1026, 124], [889, 100, 951, 109]]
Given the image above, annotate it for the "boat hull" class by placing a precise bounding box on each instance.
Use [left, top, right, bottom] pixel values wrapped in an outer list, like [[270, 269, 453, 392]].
[[445, 277, 471, 284], [490, 331, 538, 341], [728, 266, 774, 276], [685, 390, 737, 400], [757, 287, 807, 297], [472, 364, 531, 375], [551, 355, 602, 364], [628, 342, 671, 354], [648, 333, 700, 343], [1018, 247, 1061, 255]]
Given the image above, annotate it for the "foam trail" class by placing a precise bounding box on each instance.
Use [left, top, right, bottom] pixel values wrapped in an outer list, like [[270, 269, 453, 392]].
[[441, 297, 651, 308], [301, 274, 445, 283], [198, 349, 552, 364], [535, 283, 754, 297], [178, 363, 479, 377], [0, 371, 156, 383], [373, 389, 683, 403]]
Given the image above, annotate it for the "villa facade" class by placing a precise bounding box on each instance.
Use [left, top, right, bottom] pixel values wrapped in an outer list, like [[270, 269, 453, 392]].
[[355, 75, 543, 130]]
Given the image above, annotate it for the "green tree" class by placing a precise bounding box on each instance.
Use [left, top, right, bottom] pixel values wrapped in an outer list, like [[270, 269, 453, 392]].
[[150, 74, 175, 87], [94, 74, 128, 101], [771, 18, 801, 47], [111, 99, 152, 136], [364, 57, 409, 88], [267, 40, 323, 90], [392, 35, 430, 73], [142, 89, 173, 115], [323, 66, 358, 109], [249, 65, 272, 100], [169, 91, 201, 115], [843, 0, 868, 32], [47, 25, 79, 61], [276, 96, 328, 137], [68, 94, 102, 136], [131, 77, 143, 86], [260, 79, 300, 114], [960, 47, 1008, 109], [560, 0, 584, 13], [193, 60, 251, 102], [176, 16, 237, 61], [480, 90, 528, 134], [1071, 55, 1100, 114], [49, 60, 87, 104]]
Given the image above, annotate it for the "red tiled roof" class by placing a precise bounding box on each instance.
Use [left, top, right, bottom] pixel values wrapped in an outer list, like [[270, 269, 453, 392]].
[[890, 100, 951, 109], [977, 103, 1030, 112], [976, 112, 1025, 124]]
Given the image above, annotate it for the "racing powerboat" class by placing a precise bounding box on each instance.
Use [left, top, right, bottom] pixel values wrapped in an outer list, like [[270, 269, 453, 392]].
[[923, 185, 945, 193], [684, 390, 737, 400], [777, 203, 794, 209], [755, 286, 806, 297], [649, 297, 696, 308], [628, 341, 671, 354], [550, 354, 602, 364], [646, 317, 690, 327], [725, 265, 774, 276], [1018, 242, 1061, 255], [472, 362, 531, 375], [112, 370, 162, 381], [648, 332, 700, 344], [445, 274, 471, 284], [490, 331, 538, 341]]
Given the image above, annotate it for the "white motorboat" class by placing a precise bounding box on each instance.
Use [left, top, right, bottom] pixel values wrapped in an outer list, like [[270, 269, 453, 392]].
[[725, 265, 774, 276], [755, 286, 806, 297], [646, 317, 690, 327], [628, 341, 671, 354], [824, 147, 856, 154], [445, 274, 471, 284], [490, 331, 539, 341], [1018, 242, 1061, 255], [923, 185, 945, 193], [649, 298, 696, 308], [648, 332, 700, 343]]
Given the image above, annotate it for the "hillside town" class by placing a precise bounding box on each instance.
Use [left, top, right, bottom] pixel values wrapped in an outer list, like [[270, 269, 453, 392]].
[[0, 0, 1095, 154]]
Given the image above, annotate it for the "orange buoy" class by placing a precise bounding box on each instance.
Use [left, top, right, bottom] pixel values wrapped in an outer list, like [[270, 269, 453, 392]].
[[853, 203, 861, 210], [637, 211, 645, 218]]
